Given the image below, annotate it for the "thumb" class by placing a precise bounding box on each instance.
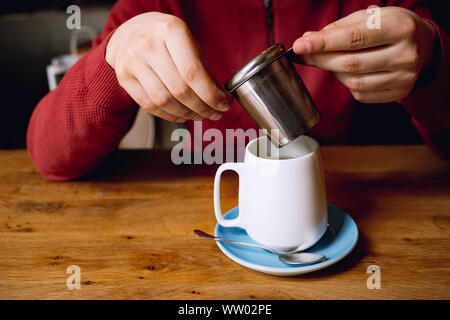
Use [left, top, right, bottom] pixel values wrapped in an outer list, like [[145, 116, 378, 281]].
[[293, 34, 313, 55]]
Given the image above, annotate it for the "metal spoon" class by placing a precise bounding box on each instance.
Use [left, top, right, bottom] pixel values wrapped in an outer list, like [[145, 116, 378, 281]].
[[194, 229, 326, 266]]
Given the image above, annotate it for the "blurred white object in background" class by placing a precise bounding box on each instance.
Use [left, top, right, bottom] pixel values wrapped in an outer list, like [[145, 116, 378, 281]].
[[46, 25, 97, 90], [118, 108, 156, 149], [45, 25, 156, 149], [46, 53, 80, 90]]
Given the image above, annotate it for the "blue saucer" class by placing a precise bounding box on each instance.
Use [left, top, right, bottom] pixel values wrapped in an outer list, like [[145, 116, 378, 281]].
[[214, 204, 358, 276]]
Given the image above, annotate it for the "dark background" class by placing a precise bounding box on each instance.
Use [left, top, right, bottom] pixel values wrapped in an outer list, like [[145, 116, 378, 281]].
[[0, 0, 113, 13], [0, 0, 449, 149]]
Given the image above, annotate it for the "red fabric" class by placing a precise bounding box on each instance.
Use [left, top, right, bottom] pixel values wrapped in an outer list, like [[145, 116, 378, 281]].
[[27, 0, 450, 180]]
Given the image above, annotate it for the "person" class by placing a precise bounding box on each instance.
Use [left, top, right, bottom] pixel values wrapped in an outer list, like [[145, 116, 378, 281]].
[[27, 0, 449, 181]]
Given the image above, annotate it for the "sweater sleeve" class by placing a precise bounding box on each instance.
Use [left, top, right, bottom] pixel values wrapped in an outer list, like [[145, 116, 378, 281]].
[[398, 20, 450, 160], [385, 1, 450, 159], [27, 1, 144, 181]]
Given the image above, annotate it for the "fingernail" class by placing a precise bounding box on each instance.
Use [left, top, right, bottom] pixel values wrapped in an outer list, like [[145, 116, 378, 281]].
[[303, 31, 313, 37], [192, 115, 203, 121], [210, 112, 223, 121], [295, 39, 311, 54], [217, 100, 231, 112]]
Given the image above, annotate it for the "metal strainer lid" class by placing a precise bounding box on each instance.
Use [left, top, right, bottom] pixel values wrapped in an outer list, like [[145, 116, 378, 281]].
[[224, 43, 286, 93]]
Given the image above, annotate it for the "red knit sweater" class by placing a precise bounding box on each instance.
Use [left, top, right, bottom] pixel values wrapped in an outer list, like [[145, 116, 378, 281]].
[[27, 0, 449, 181]]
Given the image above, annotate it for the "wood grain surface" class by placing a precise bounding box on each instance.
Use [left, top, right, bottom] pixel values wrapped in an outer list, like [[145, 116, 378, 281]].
[[0, 146, 449, 299]]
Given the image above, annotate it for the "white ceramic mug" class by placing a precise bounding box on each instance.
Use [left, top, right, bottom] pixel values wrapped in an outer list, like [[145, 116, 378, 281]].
[[214, 135, 327, 252]]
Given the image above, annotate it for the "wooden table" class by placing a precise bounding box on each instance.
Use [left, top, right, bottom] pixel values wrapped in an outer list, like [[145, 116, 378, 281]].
[[0, 146, 449, 299]]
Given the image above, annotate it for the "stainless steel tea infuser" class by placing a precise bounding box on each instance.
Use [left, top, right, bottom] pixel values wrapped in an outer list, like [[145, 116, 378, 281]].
[[225, 44, 320, 147]]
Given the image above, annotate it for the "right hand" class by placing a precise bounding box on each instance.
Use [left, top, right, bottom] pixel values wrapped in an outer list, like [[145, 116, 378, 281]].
[[106, 12, 232, 122]]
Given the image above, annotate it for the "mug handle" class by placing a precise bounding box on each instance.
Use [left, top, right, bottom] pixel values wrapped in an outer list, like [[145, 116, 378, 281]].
[[214, 162, 244, 228]]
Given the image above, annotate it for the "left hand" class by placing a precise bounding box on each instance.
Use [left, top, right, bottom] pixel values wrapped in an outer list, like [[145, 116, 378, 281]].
[[293, 6, 437, 103]]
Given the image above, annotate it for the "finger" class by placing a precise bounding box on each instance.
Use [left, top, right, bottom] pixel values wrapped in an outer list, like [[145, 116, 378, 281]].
[[334, 70, 413, 92], [131, 61, 206, 121], [300, 10, 365, 39], [294, 19, 398, 54], [302, 44, 399, 74], [302, 10, 367, 53], [321, 10, 366, 30], [322, 7, 399, 31], [119, 77, 186, 123], [165, 23, 231, 112], [301, 12, 364, 40], [350, 88, 409, 104], [143, 45, 225, 121]]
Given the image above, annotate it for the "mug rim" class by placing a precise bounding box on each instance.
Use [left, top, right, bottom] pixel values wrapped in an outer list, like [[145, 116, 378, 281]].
[[246, 135, 319, 162]]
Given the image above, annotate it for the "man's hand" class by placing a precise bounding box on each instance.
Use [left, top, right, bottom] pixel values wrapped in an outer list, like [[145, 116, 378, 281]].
[[106, 12, 232, 122], [293, 7, 437, 103]]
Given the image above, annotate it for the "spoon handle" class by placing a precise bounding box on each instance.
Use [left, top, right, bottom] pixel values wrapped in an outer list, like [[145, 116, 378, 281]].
[[193, 229, 278, 255]]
